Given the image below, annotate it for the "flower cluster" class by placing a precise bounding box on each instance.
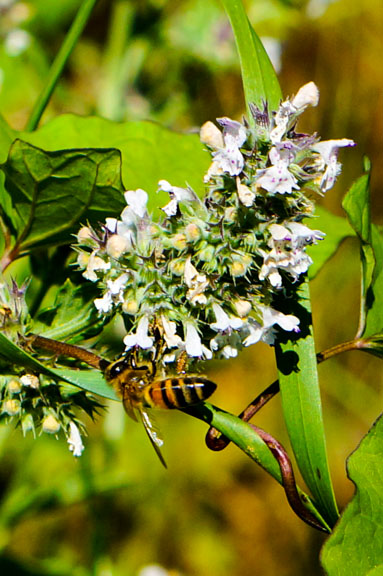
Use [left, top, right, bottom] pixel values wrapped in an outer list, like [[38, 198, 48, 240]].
[[0, 372, 101, 456], [0, 281, 102, 456], [76, 82, 355, 366]]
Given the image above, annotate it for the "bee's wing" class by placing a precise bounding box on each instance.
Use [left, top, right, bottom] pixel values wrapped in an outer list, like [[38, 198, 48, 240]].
[[122, 387, 138, 422], [138, 406, 167, 469]]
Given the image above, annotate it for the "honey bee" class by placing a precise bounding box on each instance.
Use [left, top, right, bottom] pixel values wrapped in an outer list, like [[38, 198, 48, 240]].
[[104, 355, 217, 467], [29, 333, 217, 467]]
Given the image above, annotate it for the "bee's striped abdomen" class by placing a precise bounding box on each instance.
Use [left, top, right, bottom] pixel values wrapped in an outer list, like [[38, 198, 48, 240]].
[[143, 377, 216, 409]]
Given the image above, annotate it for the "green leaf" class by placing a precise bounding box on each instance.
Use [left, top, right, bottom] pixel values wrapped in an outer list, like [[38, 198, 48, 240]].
[[321, 414, 383, 576], [307, 206, 354, 279], [32, 279, 104, 342], [0, 332, 118, 401], [342, 169, 383, 337], [1, 139, 126, 253], [276, 280, 339, 527], [221, 0, 282, 116], [19, 114, 210, 203]]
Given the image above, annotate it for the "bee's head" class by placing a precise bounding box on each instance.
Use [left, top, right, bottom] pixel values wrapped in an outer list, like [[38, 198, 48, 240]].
[[104, 355, 152, 381]]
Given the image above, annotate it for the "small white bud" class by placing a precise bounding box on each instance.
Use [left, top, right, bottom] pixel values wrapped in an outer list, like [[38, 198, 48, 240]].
[[200, 121, 224, 149]]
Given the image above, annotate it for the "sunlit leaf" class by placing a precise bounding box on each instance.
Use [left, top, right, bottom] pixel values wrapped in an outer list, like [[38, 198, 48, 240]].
[[321, 414, 383, 575], [221, 0, 282, 116], [276, 280, 339, 528], [19, 115, 210, 204]]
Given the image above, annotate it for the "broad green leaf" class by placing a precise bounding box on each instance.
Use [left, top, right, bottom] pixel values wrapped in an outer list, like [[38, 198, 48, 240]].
[[0, 332, 118, 401], [1, 140, 126, 253], [342, 169, 383, 337], [221, 0, 282, 116], [321, 414, 383, 575], [307, 206, 354, 279], [0, 114, 16, 161], [276, 280, 339, 527], [186, 402, 329, 531], [19, 115, 210, 202], [32, 279, 104, 342]]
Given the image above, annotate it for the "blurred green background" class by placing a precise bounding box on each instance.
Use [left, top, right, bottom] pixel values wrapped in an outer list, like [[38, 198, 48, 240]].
[[0, 1, 382, 575]]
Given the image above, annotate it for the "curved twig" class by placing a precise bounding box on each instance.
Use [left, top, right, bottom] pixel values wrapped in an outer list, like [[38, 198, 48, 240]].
[[250, 423, 328, 532]]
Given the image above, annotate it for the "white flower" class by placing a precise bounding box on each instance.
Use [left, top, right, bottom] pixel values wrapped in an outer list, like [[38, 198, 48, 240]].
[[94, 274, 129, 314], [185, 323, 212, 359], [217, 117, 247, 148], [259, 222, 324, 287], [67, 422, 84, 457], [82, 252, 111, 282], [210, 331, 241, 358], [184, 258, 209, 305], [270, 82, 319, 143], [257, 146, 299, 195], [210, 303, 243, 332], [242, 306, 300, 347], [313, 139, 356, 192], [158, 180, 199, 217], [94, 291, 113, 313], [124, 316, 154, 350], [161, 315, 183, 348], [211, 117, 247, 176], [213, 146, 244, 176], [124, 188, 148, 218]]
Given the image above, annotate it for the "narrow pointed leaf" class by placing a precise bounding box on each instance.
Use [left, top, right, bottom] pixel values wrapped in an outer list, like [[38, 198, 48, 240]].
[[276, 280, 339, 527], [221, 0, 282, 116], [0, 332, 118, 401]]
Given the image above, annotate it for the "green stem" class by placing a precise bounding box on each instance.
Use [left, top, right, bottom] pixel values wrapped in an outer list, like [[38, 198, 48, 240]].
[[25, 0, 99, 131]]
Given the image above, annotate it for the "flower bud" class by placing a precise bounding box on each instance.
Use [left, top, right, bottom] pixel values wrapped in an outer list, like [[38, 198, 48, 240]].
[[236, 179, 255, 207], [200, 121, 224, 149], [106, 234, 130, 258], [229, 254, 252, 277], [7, 378, 22, 394], [168, 258, 185, 276], [3, 399, 21, 415], [233, 299, 252, 318], [185, 223, 201, 242], [42, 414, 61, 434], [225, 207, 237, 223], [122, 299, 139, 315], [171, 233, 187, 251], [292, 81, 319, 111], [22, 413, 35, 435], [77, 251, 90, 269], [20, 374, 40, 389], [197, 244, 216, 262], [77, 226, 94, 244]]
